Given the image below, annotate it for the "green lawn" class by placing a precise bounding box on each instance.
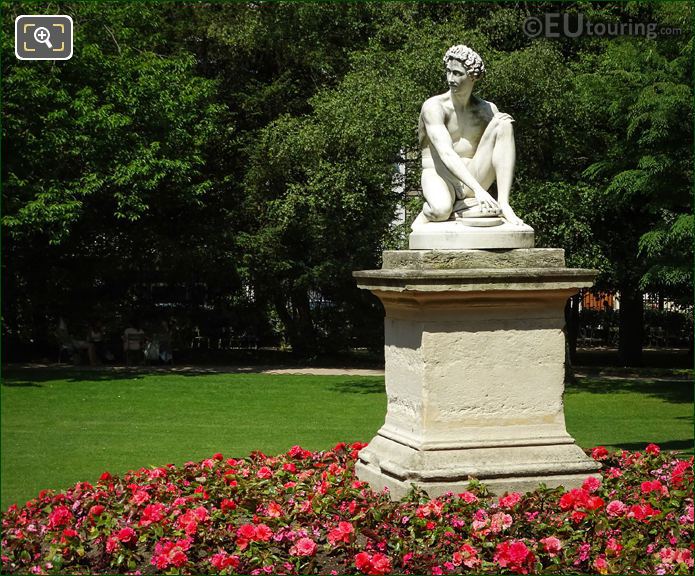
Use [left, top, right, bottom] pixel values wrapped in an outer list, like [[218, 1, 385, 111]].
[[2, 369, 692, 510]]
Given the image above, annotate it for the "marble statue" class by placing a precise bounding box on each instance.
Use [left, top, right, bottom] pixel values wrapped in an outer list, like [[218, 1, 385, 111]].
[[413, 45, 523, 227]]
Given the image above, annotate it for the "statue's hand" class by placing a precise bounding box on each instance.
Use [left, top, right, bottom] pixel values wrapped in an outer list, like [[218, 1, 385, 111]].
[[474, 188, 500, 213], [493, 112, 515, 124]]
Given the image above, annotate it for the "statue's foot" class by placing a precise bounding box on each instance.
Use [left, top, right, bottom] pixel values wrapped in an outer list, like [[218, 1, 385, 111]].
[[500, 203, 524, 226], [411, 210, 429, 230]]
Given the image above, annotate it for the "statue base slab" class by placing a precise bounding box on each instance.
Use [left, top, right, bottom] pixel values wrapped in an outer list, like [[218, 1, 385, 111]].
[[353, 248, 600, 497], [409, 220, 534, 250]]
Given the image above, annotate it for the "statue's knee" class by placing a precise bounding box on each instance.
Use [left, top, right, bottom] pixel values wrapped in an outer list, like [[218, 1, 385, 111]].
[[424, 203, 452, 222], [496, 116, 514, 131]]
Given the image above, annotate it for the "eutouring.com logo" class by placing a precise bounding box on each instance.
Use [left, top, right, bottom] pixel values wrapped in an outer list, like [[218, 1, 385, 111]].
[[523, 13, 681, 40]]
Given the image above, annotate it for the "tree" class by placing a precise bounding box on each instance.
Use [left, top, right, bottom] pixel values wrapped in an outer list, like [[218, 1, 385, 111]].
[[2, 2, 233, 354]]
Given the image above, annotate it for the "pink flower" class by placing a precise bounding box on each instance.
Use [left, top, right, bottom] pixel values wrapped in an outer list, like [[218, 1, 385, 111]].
[[452, 544, 480, 569], [457, 491, 478, 503], [606, 538, 623, 557], [130, 490, 150, 506], [471, 509, 489, 531], [290, 537, 317, 557], [498, 492, 522, 508], [606, 500, 626, 517], [582, 476, 601, 493], [593, 554, 609, 574], [540, 536, 562, 557], [490, 512, 513, 533]]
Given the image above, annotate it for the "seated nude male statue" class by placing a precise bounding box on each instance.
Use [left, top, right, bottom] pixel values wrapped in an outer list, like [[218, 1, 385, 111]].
[[414, 45, 523, 226]]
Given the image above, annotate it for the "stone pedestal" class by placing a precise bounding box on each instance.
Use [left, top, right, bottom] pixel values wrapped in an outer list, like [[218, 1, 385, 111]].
[[353, 248, 600, 498]]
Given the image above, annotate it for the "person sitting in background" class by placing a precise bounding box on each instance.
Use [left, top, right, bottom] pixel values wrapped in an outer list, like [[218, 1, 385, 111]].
[[56, 317, 89, 364], [158, 320, 173, 364], [87, 320, 105, 366]]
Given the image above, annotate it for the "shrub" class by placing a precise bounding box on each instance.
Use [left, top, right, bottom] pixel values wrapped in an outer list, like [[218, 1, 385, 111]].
[[1, 443, 692, 574]]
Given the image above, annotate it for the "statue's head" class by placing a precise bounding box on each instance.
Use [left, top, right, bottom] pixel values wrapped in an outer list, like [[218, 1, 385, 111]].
[[443, 45, 486, 80]]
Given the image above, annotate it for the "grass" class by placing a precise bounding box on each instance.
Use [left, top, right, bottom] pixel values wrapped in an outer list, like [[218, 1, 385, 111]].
[[2, 368, 692, 510]]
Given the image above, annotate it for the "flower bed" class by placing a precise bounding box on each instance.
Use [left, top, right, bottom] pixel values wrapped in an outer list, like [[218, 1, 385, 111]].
[[2, 443, 692, 574]]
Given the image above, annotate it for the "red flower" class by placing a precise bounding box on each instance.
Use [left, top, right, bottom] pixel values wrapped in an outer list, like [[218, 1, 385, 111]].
[[290, 537, 317, 557], [498, 492, 522, 508], [255, 523, 273, 541], [328, 521, 354, 546], [627, 503, 660, 522], [99, 471, 112, 481], [220, 498, 237, 513], [210, 551, 240, 571], [494, 540, 536, 574], [116, 527, 137, 545], [641, 480, 668, 496], [591, 446, 609, 460], [152, 538, 191, 570], [257, 467, 273, 479], [140, 503, 166, 526], [47, 506, 73, 529], [355, 552, 392, 575], [645, 443, 661, 456], [88, 504, 105, 518], [266, 501, 283, 517], [212, 452, 224, 461]]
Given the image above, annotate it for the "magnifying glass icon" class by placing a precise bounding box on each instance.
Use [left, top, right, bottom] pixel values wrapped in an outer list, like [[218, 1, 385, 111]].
[[33, 27, 53, 49]]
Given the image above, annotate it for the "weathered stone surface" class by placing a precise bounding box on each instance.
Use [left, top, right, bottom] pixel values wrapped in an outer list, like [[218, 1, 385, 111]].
[[354, 249, 600, 497], [382, 248, 565, 270]]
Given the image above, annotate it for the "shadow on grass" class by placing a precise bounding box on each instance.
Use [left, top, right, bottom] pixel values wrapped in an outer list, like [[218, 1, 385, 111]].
[[327, 379, 385, 394], [608, 439, 694, 453], [566, 378, 693, 405], [2, 369, 149, 385]]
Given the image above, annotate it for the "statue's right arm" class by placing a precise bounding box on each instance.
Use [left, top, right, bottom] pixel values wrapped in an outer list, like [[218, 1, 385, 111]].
[[420, 101, 487, 198]]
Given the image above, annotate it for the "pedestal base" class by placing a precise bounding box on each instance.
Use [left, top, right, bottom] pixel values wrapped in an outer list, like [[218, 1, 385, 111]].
[[356, 434, 599, 498], [353, 248, 600, 498], [409, 220, 534, 250]]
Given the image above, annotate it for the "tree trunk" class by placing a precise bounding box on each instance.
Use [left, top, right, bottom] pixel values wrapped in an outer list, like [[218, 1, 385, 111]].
[[618, 285, 644, 366], [291, 289, 318, 358], [272, 289, 318, 358]]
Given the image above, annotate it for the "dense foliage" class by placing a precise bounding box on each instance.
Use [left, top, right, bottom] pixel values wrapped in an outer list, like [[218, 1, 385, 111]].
[[2, 2, 692, 362], [1, 443, 692, 574]]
